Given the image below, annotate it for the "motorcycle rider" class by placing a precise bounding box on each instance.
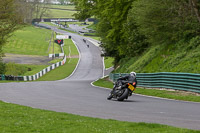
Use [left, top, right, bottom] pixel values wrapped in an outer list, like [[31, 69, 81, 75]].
[[107, 72, 137, 100], [117, 72, 137, 88]]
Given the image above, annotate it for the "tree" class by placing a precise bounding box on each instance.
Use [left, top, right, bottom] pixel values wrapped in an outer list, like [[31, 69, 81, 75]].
[[72, 0, 200, 64], [130, 0, 200, 45], [190, 0, 200, 23], [0, 0, 24, 73], [30, 0, 51, 20], [71, 0, 97, 20], [0, 0, 23, 46]]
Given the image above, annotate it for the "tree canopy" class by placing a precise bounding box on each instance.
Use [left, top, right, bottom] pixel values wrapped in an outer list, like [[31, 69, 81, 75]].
[[72, 0, 200, 63]]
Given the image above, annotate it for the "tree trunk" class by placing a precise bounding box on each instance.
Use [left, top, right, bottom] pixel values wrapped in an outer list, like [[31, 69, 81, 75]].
[[190, 0, 200, 23]]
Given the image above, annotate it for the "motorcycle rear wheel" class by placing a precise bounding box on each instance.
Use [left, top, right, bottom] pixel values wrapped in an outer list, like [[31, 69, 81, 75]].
[[117, 88, 129, 101]]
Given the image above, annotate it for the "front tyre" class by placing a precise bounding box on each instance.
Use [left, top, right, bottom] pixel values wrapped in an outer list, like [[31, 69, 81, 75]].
[[117, 88, 129, 101], [107, 92, 113, 100]]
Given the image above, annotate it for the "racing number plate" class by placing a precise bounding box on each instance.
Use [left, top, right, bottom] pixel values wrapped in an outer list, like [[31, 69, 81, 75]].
[[128, 84, 135, 91]]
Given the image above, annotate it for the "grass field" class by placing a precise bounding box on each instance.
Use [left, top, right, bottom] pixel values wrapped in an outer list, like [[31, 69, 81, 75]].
[[3, 26, 52, 56], [0, 100, 199, 133], [37, 58, 78, 81], [48, 9, 76, 18], [46, 4, 76, 18], [93, 77, 200, 102], [37, 39, 79, 81], [50, 4, 75, 10], [64, 39, 79, 56], [2, 27, 78, 80], [5, 63, 48, 76]]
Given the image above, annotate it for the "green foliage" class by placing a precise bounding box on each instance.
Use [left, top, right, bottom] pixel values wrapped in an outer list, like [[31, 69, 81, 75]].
[[0, 61, 6, 74], [104, 57, 114, 69], [5, 63, 47, 76], [115, 36, 200, 73], [5, 63, 27, 76], [115, 45, 161, 73], [131, 0, 200, 45], [71, 0, 96, 20], [0, 0, 24, 66], [72, 0, 200, 73]]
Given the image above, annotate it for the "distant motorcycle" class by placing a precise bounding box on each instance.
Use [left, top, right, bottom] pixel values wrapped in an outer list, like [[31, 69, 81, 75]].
[[107, 80, 136, 101]]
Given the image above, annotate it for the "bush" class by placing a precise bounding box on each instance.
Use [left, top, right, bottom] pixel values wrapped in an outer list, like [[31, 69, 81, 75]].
[[0, 62, 6, 74], [5, 63, 27, 76]]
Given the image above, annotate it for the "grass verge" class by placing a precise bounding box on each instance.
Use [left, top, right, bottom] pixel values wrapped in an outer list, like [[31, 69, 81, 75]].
[[3, 25, 52, 56], [93, 77, 200, 102], [37, 58, 78, 81], [0, 100, 198, 133], [36, 38, 79, 81], [5, 63, 48, 76], [104, 57, 114, 69]]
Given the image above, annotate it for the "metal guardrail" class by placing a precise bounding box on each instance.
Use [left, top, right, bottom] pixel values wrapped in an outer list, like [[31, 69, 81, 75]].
[[109, 72, 200, 93]]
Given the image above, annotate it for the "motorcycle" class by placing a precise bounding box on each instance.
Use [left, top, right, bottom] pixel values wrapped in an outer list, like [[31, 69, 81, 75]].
[[107, 80, 136, 101]]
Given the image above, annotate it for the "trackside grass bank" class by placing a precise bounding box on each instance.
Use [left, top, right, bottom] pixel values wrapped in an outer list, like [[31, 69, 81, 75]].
[[37, 39, 79, 81], [47, 5, 76, 18], [37, 58, 78, 81], [104, 57, 114, 69], [0, 101, 199, 133], [93, 77, 200, 102], [3, 26, 52, 56], [1, 31, 79, 81]]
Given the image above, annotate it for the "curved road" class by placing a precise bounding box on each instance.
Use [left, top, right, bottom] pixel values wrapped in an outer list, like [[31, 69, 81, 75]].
[[0, 24, 200, 130]]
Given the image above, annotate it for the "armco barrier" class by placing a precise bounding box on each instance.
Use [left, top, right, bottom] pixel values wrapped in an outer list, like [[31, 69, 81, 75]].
[[23, 55, 67, 81], [0, 55, 67, 81], [109, 72, 200, 93]]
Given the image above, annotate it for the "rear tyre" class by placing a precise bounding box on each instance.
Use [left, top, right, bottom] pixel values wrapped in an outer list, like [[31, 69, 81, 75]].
[[117, 88, 129, 101]]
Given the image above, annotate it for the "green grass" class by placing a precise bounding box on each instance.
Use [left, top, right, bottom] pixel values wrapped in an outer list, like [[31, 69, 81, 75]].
[[37, 39, 79, 81], [104, 57, 114, 69], [49, 42, 62, 54], [37, 58, 78, 81], [40, 22, 60, 28], [1, 38, 78, 81], [3, 25, 52, 56], [115, 37, 200, 73], [64, 39, 79, 56], [48, 58, 63, 64], [5, 63, 48, 76], [50, 4, 75, 10], [58, 27, 77, 33], [87, 23, 97, 30], [45, 4, 76, 18], [48, 9, 76, 18], [0, 100, 198, 133], [93, 77, 200, 102]]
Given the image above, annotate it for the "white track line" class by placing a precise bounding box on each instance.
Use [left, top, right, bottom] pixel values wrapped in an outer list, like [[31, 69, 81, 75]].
[[90, 80, 200, 104], [64, 39, 81, 80]]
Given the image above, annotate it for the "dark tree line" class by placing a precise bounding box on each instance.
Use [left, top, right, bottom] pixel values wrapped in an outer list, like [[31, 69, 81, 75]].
[[72, 0, 200, 63]]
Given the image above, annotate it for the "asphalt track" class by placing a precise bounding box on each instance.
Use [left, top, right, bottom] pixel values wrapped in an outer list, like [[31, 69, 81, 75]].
[[0, 24, 200, 130]]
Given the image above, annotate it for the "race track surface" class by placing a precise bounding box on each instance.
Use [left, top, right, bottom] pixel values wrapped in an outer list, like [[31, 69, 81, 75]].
[[0, 24, 200, 130]]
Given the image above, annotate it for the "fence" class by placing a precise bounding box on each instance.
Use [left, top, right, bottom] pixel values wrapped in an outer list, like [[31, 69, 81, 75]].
[[109, 72, 200, 93]]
